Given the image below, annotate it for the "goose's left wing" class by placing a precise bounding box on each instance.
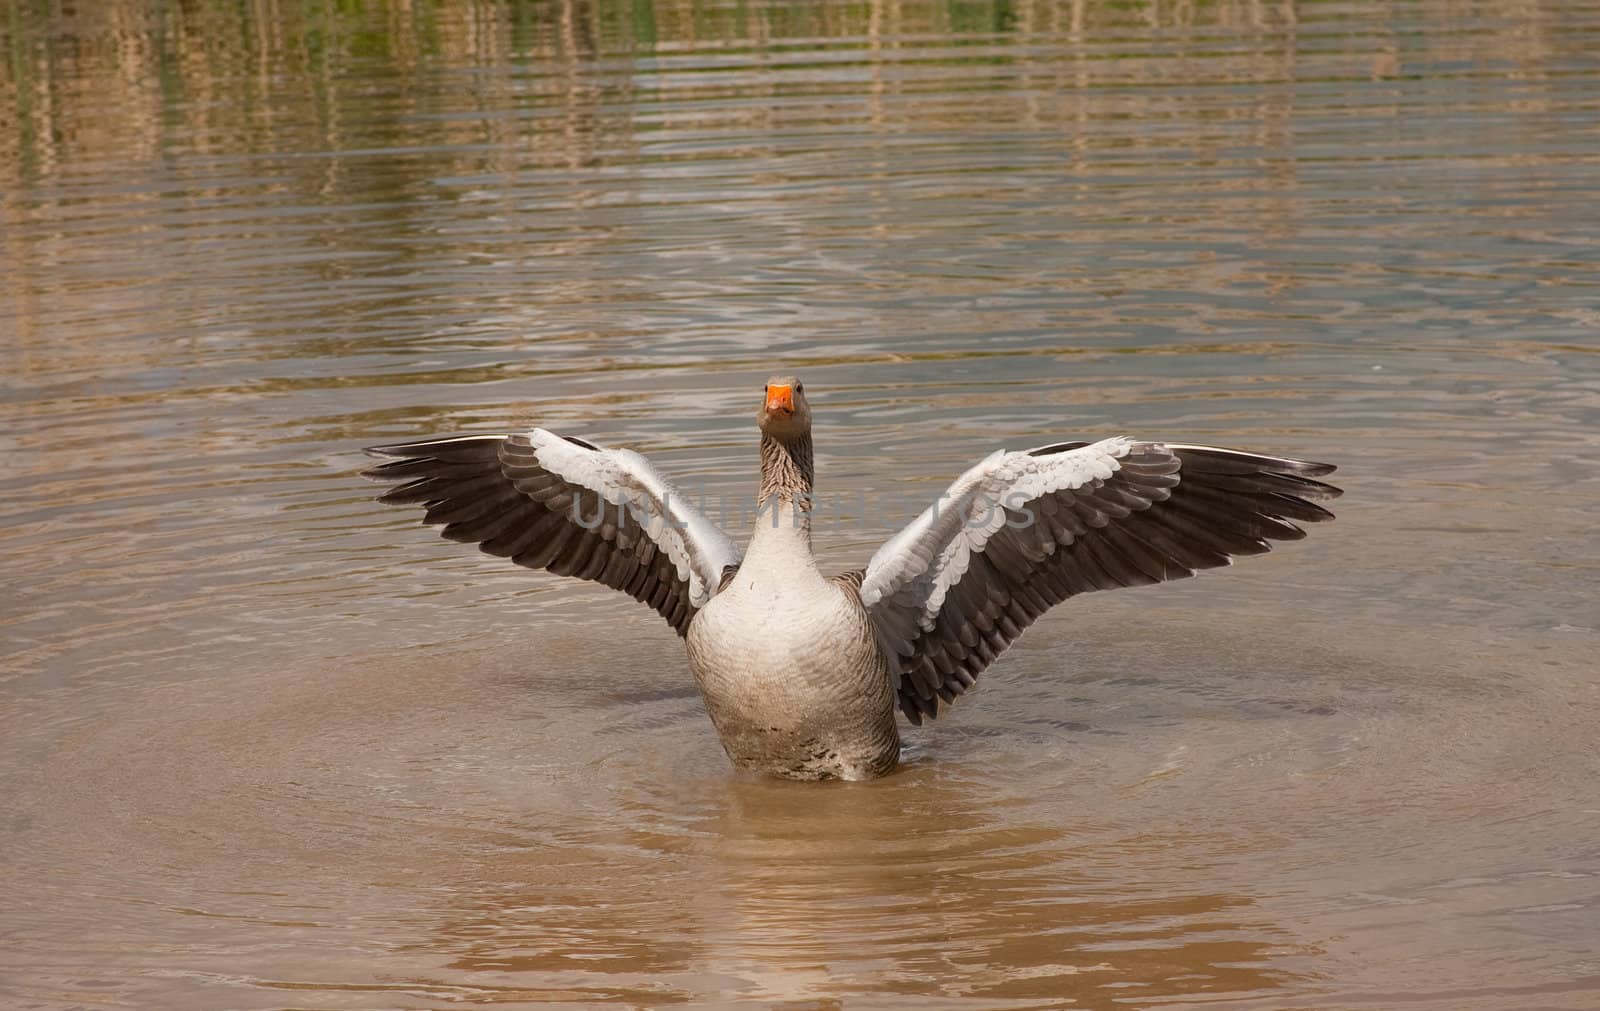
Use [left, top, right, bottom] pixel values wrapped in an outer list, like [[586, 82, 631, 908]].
[[854, 437, 1341, 722], [363, 430, 741, 634]]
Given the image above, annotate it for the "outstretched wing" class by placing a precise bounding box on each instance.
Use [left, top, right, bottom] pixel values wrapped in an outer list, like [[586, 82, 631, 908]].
[[363, 431, 742, 635], [855, 437, 1341, 722]]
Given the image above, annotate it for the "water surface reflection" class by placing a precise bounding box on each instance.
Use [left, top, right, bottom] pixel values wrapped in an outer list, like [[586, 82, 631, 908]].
[[430, 770, 1304, 1006]]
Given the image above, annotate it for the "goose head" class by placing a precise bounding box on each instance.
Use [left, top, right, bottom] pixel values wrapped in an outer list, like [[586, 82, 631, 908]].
[[757, 375, 811, 443]]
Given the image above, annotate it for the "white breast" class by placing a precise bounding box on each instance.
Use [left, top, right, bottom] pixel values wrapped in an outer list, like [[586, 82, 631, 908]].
[[681, 497, 898, 778], [685, 569, 893, 775]]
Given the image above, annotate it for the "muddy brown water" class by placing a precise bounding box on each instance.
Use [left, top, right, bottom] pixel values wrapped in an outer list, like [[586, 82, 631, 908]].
[[2, 1, 1598, 1008]]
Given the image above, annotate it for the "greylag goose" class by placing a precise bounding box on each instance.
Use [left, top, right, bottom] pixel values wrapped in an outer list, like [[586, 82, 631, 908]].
[[364, 378, 1340, 780]]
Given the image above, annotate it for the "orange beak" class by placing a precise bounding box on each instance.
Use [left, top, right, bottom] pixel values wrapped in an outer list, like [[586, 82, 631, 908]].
[[765, 384, 795, 414]]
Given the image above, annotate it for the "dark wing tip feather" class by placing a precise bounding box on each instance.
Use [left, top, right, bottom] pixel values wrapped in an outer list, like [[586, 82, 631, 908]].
[[1173, 445, 1339, 478], [373, 478, 441, 504], [1172, 446, 1343, 510], [361, 460, 407, 483], [362, 435, 511, 486], [363, 434, 509, 460]]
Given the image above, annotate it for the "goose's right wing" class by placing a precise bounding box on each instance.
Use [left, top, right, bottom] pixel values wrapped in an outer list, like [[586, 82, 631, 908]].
[[363, 430, 741, 635]]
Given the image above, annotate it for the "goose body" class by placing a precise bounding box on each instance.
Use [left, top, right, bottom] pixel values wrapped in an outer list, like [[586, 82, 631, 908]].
[[364, 377, 1341, 781], [688, 509, 898, 780]]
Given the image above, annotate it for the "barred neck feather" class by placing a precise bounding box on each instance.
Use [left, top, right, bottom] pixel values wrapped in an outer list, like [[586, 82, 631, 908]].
[[758, 433, 814, 509]]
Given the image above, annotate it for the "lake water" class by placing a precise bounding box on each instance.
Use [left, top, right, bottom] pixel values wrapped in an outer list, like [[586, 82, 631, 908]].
[[2, 1, 1598, 1007]]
